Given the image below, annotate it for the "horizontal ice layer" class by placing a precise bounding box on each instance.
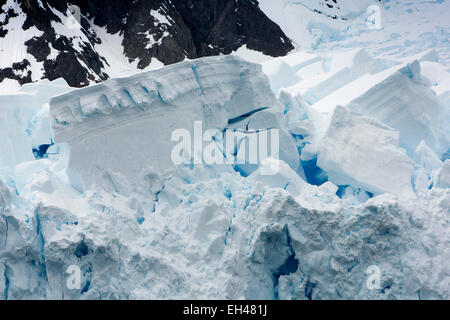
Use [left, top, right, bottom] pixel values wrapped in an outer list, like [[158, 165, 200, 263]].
[[49, 56, 300, 190], [317, 106, 415, 196], [437, 160, 450, 189]]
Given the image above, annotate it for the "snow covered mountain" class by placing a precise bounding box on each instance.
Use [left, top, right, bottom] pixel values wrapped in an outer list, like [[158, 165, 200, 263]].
[[0, 0, 293, 87], [0, 0, 449, 300]]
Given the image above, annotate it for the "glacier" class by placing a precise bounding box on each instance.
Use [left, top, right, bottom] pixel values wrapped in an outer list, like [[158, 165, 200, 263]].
[[49, 56, 300, 191], [0, 51, 448, 300]]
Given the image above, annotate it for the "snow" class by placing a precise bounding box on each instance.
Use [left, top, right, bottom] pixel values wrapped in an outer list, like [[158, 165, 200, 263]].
[[150, 9, 172, 26], [420, 60, 450, 96], [347, 61, 447, 158], [91, 25, 164, 78], [259, 0, 450, 64]]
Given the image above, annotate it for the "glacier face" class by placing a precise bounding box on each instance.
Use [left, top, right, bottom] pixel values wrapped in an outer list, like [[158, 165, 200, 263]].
[[0, 52, 449, 300], [49, 56, 300, 191], [0, 0, 449, 300], [0, 0, 293, 87]]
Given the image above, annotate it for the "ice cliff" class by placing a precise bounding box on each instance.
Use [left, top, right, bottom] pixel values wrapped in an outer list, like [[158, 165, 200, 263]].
[[0, 54, 449, 300]]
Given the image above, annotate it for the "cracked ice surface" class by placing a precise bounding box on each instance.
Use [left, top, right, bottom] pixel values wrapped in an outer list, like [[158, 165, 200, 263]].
[[0, 53, 449, 300]]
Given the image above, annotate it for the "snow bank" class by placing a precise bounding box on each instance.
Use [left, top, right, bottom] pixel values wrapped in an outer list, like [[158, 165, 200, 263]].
[[437, 160, 450, 189]]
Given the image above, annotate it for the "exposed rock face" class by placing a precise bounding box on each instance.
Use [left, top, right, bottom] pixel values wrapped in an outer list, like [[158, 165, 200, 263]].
[[0, 0, 294, 87]]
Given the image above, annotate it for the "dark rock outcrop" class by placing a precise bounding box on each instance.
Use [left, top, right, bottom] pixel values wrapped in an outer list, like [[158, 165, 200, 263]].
[[0, 0, 294, 87]]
